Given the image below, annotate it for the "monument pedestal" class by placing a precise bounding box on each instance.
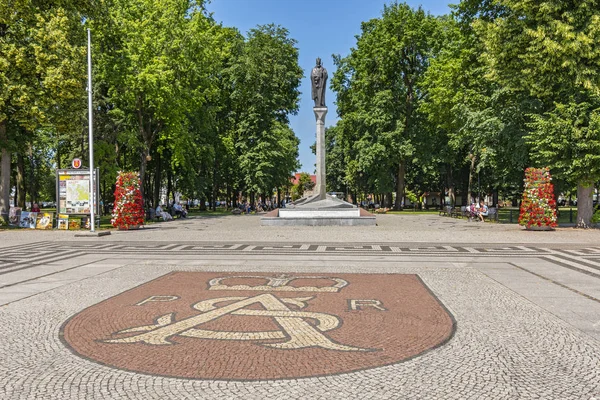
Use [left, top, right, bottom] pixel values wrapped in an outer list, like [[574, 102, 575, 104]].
[[260, 194, 376, 226], [314, 107, 327, 200]]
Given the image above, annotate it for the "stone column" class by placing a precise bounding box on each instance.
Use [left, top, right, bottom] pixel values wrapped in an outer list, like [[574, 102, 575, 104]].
[[314, 107, 327, 200]]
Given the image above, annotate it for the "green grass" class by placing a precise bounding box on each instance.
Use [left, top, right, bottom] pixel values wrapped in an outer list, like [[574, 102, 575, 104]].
[[384, 209, 440, 215], [496, 207, 577, 225]]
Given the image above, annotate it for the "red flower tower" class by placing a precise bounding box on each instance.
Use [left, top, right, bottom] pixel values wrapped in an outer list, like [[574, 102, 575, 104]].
[[111, 172, 145, 229], [518, 167, 558, 230]]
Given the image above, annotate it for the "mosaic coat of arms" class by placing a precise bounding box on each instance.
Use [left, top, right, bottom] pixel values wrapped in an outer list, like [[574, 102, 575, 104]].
[[61, 272, 455, 380]]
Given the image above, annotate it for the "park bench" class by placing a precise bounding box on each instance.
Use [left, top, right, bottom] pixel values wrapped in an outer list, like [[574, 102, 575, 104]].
[[485, 207, 498, 222], [146, 208, 159, 222], [439, 205, 453, 217], [146, 208, 175, 222], [450, 206, 465, 218]]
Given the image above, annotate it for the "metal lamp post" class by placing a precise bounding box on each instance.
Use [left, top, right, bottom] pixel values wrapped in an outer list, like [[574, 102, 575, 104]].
[[87, 28, 96, 232]]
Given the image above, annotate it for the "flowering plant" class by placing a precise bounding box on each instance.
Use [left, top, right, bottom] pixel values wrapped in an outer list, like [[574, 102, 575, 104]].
[[518, 167, 557, 229], [111, 171, 145, 229]]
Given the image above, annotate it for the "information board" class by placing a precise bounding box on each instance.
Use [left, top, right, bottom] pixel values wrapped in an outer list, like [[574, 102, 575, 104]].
[[56, 168, 100, 215]]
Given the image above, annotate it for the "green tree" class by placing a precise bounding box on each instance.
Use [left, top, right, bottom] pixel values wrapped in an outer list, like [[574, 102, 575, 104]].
[[332, 4, 441, 209], [527, 102, 600, 224], [0, 0, 88, 220], [476, 0, 600, 226], [90, 0, 219, 202], [323, 125, 347, 195], [421, 11, 531, 207], [228, 24, 303, 198]]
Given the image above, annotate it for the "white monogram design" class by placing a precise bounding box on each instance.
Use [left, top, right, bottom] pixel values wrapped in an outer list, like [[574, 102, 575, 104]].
[[105, 294, 371, 352]]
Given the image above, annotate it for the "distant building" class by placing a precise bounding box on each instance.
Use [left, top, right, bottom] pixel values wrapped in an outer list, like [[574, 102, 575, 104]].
[[290, 173, 317, 198], [290, 173, 316, 186]]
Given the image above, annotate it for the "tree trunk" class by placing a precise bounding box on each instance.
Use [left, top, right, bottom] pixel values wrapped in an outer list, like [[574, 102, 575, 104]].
[[56, 133, 62, 170], [136, 97, 158, 209], [467, 154, 476, 204], [212, 157, 218, 212], [102, 178, 106, 215], [16, 153, 25, 209], [153, 152, 161, 208], [447, 164, 456, 207], [28, 144, 37, 204], [227, 183, 231, 209], [277, 188, 281, 208], [0, 121, 10, 222], [81, 125, 86, 162], [394, 161, 406, 210], [139, 148, 148, 207], [166, 168, 172, 206], [576, 182, 594, 228]]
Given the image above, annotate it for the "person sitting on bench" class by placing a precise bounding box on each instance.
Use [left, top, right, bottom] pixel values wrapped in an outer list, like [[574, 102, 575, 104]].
[[155, 204, 173, 221], [173, 202, 187, 218], [478, 201, 489, 222]]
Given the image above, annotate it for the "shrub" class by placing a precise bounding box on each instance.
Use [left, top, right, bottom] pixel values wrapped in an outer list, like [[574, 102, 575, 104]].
[[592, 209, 600, 225]]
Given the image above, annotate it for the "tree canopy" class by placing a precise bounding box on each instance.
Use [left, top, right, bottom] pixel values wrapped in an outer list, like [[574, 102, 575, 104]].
[[0, 0, 302, 219], [327, 0, 600, 226], [1, 0, 599, 227]]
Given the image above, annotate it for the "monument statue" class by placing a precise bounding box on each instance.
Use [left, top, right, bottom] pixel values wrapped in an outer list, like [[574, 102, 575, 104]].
[[311, 57, 328, 108]]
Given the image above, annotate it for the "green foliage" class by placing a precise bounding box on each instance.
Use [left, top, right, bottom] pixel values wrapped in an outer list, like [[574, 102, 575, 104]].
[[228, 24, 303, 195], [292, 172, 315, 199], [591, 209, 600, 225], [475, 0, 600, 99], [331, 3, 442, 207], [0, 0, 88, 212], [405, 189, 418, 204], [527, 101, 600, 185], [4, 0, 599, 223], [421, 12, 530, 201], [476, 0, 600, 224], [324, 126, 347, 193]]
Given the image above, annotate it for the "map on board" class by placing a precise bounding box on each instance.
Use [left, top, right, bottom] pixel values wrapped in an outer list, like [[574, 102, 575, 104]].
[[66, 179, 90, 213]]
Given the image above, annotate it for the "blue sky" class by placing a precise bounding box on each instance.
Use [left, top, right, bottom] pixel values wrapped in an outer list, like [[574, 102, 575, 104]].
[[206, 0, 453, 172]]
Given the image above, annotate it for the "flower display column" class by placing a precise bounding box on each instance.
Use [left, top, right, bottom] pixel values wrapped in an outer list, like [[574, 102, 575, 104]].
[[111, 172, 145, 230], [518, 167, 558, 230]]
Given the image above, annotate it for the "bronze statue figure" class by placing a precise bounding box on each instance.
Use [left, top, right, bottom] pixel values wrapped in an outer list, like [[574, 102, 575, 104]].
[[311, 57, 328, 108]]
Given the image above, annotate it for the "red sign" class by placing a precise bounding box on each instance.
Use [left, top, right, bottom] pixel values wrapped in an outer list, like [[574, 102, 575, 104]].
[[71, 158, 82, 169], [61, 272, 455, 380]]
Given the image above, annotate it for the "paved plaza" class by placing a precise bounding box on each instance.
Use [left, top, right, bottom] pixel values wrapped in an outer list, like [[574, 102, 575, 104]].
[[1, 214, 600, 399]]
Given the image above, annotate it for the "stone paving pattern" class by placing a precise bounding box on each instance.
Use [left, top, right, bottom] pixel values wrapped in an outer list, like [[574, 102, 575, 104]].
[[1, 214, 599, 399], [2, 213, 600, 245]]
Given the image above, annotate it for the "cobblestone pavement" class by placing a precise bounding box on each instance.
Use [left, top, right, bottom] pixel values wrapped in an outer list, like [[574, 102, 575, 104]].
[[1, 214, 599, 399]]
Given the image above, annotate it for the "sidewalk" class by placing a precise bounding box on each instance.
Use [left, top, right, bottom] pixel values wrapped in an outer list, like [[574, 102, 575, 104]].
[[0, 213, 599, 399]]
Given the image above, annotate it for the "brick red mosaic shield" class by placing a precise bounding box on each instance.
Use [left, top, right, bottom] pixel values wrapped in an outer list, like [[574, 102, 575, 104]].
[[61, 272, 455, 380]]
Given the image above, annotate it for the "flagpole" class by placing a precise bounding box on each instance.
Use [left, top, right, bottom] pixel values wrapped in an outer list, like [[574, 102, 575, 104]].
[[87, 28, 95, 232]]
